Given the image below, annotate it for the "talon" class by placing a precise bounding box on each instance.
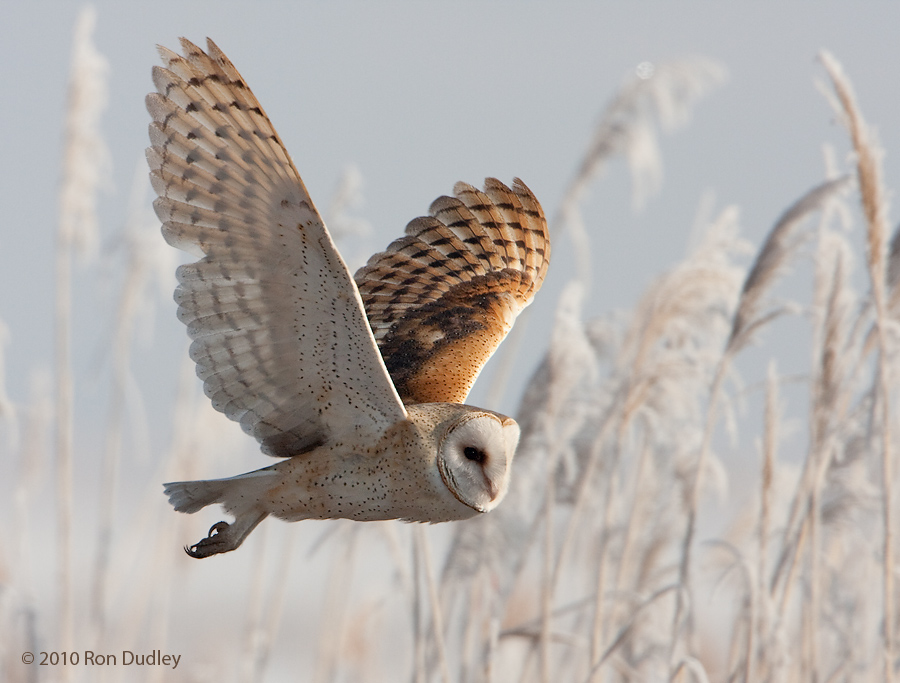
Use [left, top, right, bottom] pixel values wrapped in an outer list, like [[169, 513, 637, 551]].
[[184, 520, 232, 559], [208, 521, 230, 537], [180, 512, 266, 559]]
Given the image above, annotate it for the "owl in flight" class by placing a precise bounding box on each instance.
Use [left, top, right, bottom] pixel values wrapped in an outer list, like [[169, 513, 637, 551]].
[[146, 38, 550, 558]]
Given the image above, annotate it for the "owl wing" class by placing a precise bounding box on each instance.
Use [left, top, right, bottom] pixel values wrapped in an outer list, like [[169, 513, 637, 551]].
[[355, 178, 550, 404], [146, 38, 407, 457]]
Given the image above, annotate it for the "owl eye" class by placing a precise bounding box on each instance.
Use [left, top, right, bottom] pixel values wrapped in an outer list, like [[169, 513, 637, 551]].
[[463, 446, 486, 464]]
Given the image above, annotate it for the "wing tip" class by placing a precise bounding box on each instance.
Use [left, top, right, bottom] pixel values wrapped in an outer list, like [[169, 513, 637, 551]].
[[511, 176, 536, 200], [177, 36, 202, 57]]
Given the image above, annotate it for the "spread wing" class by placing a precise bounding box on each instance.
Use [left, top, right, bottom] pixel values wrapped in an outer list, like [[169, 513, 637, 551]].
[[146, 38, 407, 457], [354, 178, 550, 404]]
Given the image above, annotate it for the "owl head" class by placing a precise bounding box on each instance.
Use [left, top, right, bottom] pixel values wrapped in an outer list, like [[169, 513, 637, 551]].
[[433, 408, 520, 514]]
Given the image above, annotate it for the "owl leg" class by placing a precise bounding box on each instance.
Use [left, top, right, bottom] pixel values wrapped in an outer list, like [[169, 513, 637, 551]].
[[184, 511, 268, 559]]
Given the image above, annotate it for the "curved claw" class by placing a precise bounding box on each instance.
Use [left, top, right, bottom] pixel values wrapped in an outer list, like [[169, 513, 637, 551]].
[[184, 520, 232, 559], [181, 513, 268, 559], [208, 521, 230, 537]]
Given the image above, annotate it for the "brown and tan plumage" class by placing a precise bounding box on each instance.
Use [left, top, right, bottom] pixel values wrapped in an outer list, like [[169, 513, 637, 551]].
[[357, 178, 549, 403], [147, 38, 550, 557]]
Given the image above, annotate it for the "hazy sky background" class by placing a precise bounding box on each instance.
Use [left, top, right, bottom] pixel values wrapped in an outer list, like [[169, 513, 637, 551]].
[[2, 2, 899, 435], [1, 2, 899, 679]]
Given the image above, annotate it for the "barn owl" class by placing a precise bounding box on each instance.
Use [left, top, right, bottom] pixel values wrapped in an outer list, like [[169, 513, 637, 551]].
[[146, 38, 550, 558]]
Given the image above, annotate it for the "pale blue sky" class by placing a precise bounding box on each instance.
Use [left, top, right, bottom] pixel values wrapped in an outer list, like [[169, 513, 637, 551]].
[[1, 1, 898, 447]]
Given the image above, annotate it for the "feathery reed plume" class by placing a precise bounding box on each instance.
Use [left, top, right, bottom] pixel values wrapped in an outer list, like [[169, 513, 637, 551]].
[[804, 231, 857, 683], [553, 57, 726, 287], [754, 362, 781, 682], [820, 50, 896, 682], [484, 58, 725, 411], [58, 6, 110, 264], [573, 58, 727, 209], [54, 5, 109, 667], [728, 176, 852, 354], [671, 176, 850, 672], [768, 232, 858, 613], [586, 208, 744, 671]]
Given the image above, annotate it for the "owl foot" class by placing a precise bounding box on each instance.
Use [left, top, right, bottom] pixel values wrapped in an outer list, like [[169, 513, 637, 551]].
[[184, 512, 268, 559]]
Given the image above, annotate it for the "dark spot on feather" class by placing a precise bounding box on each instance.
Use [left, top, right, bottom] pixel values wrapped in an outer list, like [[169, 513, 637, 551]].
[[446, 219, 471, 229]]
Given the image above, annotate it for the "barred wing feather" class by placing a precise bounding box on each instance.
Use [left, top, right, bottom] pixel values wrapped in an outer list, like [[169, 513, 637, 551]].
[[146, 38, 407, 457]]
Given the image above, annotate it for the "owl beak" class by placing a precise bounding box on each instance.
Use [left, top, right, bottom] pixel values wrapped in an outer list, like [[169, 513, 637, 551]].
[[479, 471, 501, 504], [488, 480, 500, 501]]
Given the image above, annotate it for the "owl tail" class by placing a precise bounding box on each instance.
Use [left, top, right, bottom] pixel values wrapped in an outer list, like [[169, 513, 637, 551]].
[[163, 478, 229, 514], [163, 468, 277, 514]]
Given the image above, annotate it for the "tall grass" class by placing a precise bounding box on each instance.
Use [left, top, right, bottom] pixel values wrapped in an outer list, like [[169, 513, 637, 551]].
[[53, 8, 109, 680], [1, 13, 897, 683]]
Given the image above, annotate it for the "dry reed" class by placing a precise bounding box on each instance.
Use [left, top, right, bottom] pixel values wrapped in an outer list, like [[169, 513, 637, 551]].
[[820, 49, 896, 683], [4, 12, 900, 683], [53, 8, 109, 679]]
